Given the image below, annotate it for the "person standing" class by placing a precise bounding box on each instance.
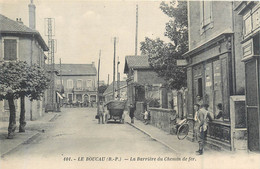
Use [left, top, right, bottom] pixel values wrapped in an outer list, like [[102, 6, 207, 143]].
[[196, 104, 213, 155], [196, 95, 203, 107], [98, 102, 105, 124], [129, 103, 136, 123], [193, 104, 200, 141]]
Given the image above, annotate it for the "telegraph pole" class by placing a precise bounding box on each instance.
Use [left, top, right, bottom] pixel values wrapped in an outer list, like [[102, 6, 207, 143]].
[[117, 56, 120, 99], [135, 4, 138, 56], [107, 74, 110, 86], [97, 50, 101, 115], [113, 37, 117, 99]]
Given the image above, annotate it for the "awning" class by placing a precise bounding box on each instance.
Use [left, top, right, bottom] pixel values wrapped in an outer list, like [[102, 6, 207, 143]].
[[57, 92, 63, 99]]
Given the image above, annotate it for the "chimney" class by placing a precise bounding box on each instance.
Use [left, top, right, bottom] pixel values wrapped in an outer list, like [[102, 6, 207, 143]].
[[28, 0, 36, 29], [16, 18, 24, 24]]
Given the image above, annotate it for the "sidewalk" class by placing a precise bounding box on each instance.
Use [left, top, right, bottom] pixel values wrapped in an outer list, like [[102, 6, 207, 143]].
[[0, 112, 59, 158], [124, 113, 213, 156]]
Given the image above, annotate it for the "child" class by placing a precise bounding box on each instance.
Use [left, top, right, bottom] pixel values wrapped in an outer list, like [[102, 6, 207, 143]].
[[142, 110, 149, 125]]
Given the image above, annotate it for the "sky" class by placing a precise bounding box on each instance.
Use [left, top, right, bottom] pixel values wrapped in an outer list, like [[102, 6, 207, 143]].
[[0, 0, 171, 82]]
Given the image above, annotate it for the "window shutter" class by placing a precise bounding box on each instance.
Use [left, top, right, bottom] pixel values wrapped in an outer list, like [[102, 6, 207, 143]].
[[4, 39, 17, 61], [204, 1, 211, 25], [200, 1, 204, 29]]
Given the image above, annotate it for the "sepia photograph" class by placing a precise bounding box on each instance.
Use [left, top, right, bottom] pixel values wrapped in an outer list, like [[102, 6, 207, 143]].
[[0, 0, 259, 169]]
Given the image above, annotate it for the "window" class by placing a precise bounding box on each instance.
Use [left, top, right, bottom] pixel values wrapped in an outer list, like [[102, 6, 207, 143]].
[[197, 78, 203, 98], [200, 1, 213, 32], [67, 79, 73, 88], [77, 79, 83, 88], [56, 79, 63, 85], [86, 80, 92, 88], [3, 38, 18, 61]]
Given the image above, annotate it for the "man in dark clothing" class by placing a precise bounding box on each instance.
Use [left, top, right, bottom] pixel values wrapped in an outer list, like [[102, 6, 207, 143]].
[[129, 103, 136, 123]]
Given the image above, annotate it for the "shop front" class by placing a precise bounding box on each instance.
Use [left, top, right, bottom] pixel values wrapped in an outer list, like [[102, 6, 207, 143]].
[[184, 32, 236, 150]]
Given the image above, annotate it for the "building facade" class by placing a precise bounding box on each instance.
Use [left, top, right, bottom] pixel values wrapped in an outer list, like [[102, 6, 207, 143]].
[[56, 63, 97, 107], [183, 1, 246, 150], [235, 1, 260, 152], [0, 8, 49, 121], [124, 55, 166, 107]]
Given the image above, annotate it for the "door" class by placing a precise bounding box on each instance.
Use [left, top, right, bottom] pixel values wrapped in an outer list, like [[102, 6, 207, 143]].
[[245, 59, 260, 151]]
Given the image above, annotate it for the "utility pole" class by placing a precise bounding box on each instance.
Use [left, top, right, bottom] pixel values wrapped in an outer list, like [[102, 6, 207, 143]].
[[97, 50, 101, 115], [117, 56, 120, 99], [60, 58, 62, 86], [135, 4, 138, 56], [107, 74, 110, 86], [113, 37, 117, 99]]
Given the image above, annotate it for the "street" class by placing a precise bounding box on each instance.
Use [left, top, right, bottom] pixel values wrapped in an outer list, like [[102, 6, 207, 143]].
[[3, 108, 174, 160]]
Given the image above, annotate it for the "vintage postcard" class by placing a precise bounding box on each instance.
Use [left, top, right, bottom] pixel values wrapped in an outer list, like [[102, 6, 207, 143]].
[[0, 0, 259, 169]]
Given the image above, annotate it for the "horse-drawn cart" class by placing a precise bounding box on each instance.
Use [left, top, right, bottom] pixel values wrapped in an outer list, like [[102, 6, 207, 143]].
[[105, 100, 126, 123]]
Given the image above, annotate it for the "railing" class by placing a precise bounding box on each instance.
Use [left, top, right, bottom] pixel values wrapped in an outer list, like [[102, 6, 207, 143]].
[[208, 121, 231, 144]]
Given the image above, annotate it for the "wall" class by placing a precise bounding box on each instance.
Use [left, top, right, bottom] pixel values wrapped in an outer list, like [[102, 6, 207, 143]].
[[233, 4, 245, 94], [149, 108, 175, 133], [136, 69, 165, 85], [188, 1, 233, 50], [135, 102, 145, 121]]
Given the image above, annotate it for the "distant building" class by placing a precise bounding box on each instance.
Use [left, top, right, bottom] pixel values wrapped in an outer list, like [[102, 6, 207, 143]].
[[56, 63, 97, 106], [0, 3, 48, 121]]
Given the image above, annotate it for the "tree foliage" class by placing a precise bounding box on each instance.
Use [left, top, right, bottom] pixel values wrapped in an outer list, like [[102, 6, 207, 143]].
[[98, 84, 108, 94], [140, 1, 188, 90], [0, 61, 50, 101]]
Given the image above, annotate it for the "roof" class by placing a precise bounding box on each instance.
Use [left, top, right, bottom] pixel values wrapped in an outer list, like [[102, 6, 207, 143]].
[[124, 55, 151, 73], [0, 14, 48, 51], [103, 81, 127, 96], [55, 64, 97, 76]]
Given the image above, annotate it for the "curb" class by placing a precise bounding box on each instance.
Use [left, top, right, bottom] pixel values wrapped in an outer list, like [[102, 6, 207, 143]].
[[1, 132, 40, 158], [126, 122, 181, 156]]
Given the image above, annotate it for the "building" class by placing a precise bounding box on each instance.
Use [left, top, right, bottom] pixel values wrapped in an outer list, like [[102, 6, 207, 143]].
[[124, 55, 166, 105], [182, 1, 246, 151], [103, 81, 127, 103], [235, 1, 260, 152], [124, 55, 167, 120], [56, 63, 97, 107], [0, 1, 49, 121]]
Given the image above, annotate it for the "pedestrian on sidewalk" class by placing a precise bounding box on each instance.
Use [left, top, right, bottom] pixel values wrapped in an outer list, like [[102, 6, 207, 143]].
[[193, 104, 200, 140], [196, 104, 213, 155], [129, 103, 136, 123], [97, 102, 105, 124], [142, 109, 149, 125]]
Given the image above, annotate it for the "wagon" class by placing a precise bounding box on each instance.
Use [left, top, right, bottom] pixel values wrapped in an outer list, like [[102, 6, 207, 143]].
[[105, 100, 126, 123]]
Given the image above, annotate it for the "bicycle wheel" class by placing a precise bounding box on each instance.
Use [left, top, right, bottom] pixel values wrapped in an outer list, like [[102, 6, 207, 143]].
[[177, 123, 189, 140]]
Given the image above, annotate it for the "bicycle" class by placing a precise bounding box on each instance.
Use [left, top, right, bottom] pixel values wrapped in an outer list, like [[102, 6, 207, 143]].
[[176, 118, 189, 140]]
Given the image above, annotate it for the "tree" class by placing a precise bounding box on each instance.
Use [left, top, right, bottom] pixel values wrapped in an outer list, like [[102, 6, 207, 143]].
[[98, 85, 108, 94], [140, 1, 188, 90], [0, 61, 50, 138], [18, 64, 50, 132]]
